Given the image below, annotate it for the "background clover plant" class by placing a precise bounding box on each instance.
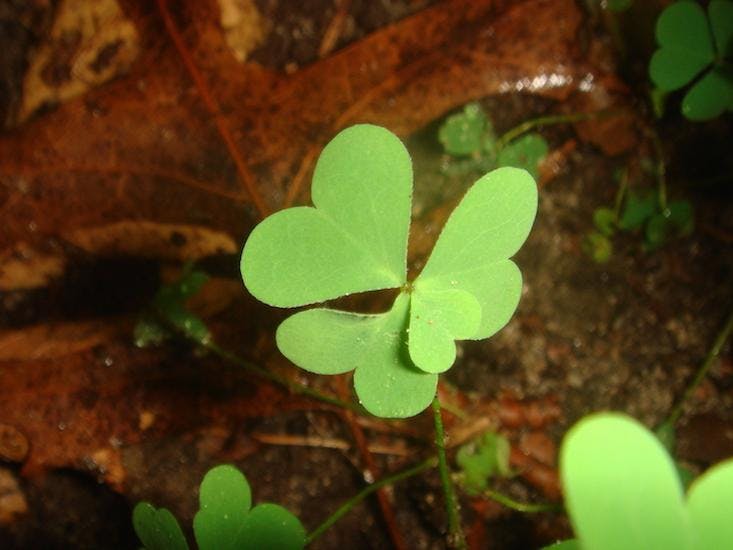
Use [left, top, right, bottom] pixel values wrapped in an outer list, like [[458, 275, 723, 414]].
[[241, 124, 537, 418], [541, 413, 733, 550], [437, 102, 548, 179], [583, 162, 695, 264], [456, 431, 513, 495], [134, 464, 305, 550], [649, 0, 733, 121]]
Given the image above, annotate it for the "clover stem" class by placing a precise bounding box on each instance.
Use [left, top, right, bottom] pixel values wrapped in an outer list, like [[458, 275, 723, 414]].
[[647, 127, 669, 213], [664, 306, 733, 428], [612, 165, 629, 222], [202, 339, 362, 413], [495, 108, 622, 152], [480, 488, 562, 514], [432, 395, 467, 550], [305, 457, 437, 545]]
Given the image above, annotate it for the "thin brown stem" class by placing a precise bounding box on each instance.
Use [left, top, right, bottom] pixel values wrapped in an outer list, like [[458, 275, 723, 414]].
[[336, 378, 407, 550], [156, 0, 269, 218]]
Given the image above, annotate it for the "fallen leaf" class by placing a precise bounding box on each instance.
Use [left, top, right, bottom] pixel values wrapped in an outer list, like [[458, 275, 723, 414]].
[[1, 0, 587, 286]]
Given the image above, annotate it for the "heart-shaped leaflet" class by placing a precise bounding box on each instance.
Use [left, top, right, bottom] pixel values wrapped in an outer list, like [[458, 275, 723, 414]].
[[241, 124, 411, 307], [650, 1, 733, 121], [409, 167, 537, 373], [241, 124, 537, 418], [194, 465, 305, 550], [560, 413, 733, 550]]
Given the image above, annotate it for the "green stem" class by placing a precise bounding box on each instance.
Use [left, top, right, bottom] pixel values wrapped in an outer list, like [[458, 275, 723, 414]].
[[666, 307, 733, 427], [648, 129, 668, 213], [432, 396, 467, 550], [612, 166, 629, 221], [202, 340, 361, 413], [305, 457, 437, 545], [481, 488, 562, 514], [495, 108, 621, 151]]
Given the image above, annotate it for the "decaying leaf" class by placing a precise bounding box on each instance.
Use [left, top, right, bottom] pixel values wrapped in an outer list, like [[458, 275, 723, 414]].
[[19, 0, 140, 122]]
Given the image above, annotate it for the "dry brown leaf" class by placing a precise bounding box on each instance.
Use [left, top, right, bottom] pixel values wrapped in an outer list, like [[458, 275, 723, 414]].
[[1, 0, 589, 287], [19, 0, 139, 122]]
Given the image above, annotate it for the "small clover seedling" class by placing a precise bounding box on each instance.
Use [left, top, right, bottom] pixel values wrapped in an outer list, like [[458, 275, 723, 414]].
[[542, 413, 733, 550], [584, 186, 694, 263], [456, 431, 513, 495], [134, 465, 305, 550], [241, 124, 537, 418], [438, 102, 492, 157], [437, 103, 548, 179], [649, 1, 733, 121], [134, 265, 210, 347]]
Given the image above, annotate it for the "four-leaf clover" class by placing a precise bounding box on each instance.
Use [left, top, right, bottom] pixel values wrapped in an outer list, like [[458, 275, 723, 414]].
[[241, 124, 537, 418]]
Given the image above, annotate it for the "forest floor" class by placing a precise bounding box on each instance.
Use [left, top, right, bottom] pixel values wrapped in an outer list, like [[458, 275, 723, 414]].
[[0, 1, 732, 548]]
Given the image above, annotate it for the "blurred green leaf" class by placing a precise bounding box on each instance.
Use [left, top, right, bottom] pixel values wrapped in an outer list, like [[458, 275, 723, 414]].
[[593, 207, 616, 237], [655, 420, 676, 453], [582, 232, 613, 263], [667, 200, 694, 235], [438, 103, 489, 156], [133, 503, 189, 550], [497, 133, 548, 179], [134, 266, 211, 347], [649, 1, 715, 92], [604, 0, 632, 13], [456, 432, 512, 495], [645, 212, 669, 250], [133, 315, 171, 348], [618, 192, 657, 231]]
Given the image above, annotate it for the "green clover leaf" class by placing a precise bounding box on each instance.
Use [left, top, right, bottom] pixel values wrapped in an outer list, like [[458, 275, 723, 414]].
[[133, 503, 189, 550], [134, 465, 305, 550], [592, 207, 616, 237], [618, 191, 657, 231], [497, 133, 548, 180], [650, 1, 733, 121], [438, 102, 490, 156], [242, 125, 537, 417], [194, 465, 305, 550], [582, 231, 613, 263], [134, 266, 211, 347], [558, 413, 733, 550], [277, 293, 438, 418], [241, 124, 411, 307], [456, 431, 512, 495]]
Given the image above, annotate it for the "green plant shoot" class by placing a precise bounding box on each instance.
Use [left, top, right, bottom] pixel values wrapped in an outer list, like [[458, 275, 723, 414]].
[[543, 413, 733, 550], [134, 465, 305, 550], [437, 102, 548, 178], [456, 431, 512, 495], [649, 1, 733, 121], [241, 124, 537, 418]]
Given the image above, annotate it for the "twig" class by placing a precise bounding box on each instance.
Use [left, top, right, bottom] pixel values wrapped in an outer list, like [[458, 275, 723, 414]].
[[251, 432, 411, 456], [284, 145, 319, 207], [665, 307, 733, 427], [318, 0, 351, 58], [4, 164, 249, 203], [156, 0, 269, 218], [336, 377, 408, 550], [305, 457, 436, 545], [432, 396, 467, 549]]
